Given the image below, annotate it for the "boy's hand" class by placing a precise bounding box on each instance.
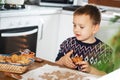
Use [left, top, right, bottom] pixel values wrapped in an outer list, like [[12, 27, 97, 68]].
[[76, 61, 91, 73], [59, 50, 76, 68]]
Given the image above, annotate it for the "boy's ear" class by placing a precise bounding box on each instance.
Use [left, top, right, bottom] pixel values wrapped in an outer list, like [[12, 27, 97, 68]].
[[93, 24, 100, 34]]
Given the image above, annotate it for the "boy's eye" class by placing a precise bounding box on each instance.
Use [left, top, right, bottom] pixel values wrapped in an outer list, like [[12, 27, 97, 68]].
[[73, 24, 76, 28], [80, 26, 84, 29]]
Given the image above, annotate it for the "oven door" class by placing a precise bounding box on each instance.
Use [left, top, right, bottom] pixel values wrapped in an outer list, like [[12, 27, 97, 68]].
[[0, 26, 38, 54]]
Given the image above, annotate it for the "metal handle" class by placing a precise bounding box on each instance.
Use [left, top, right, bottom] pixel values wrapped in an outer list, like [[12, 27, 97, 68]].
[[39, 19, 45, 40], [39, 24, 44, 40], [1, 28, 38, 37]]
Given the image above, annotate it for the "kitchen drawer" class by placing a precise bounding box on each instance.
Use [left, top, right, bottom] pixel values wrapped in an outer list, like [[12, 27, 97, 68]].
[[0, 16, 40, 29]]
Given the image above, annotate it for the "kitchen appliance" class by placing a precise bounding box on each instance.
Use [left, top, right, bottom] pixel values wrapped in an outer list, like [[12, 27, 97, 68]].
[[5, 0, 25, 5], [24, 0, 40, 5], [0, 0, 5, 10], [0, 0, 25, 10], [39, 0, 74, 7], [4, 4, 25, 9], [0, 26, 38, 54]]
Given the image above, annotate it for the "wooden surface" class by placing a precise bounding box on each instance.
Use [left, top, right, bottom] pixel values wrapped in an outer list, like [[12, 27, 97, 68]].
[[0, 59, 99, 80], [88, 0, 120, 8], [0, 59, 58, 80]]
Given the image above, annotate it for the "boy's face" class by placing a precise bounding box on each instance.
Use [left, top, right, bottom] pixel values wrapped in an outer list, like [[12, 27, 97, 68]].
[[73, 14, 99, 43]]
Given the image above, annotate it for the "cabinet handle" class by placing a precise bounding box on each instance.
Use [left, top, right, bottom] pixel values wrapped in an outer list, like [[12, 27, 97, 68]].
[[40, 24, 43, 40], [39, 19, 45, 40]]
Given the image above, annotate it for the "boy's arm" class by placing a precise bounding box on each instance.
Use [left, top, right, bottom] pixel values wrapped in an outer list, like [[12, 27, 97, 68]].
[[91, 44, 114, 74], [76, 61, 106, 76], [90, 66, 106, 76], [55, 56, 64, 66]]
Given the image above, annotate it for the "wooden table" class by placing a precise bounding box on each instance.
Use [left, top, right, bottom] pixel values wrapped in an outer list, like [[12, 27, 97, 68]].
[[0, 59, 100, 80], [0, 59, 58, 80]]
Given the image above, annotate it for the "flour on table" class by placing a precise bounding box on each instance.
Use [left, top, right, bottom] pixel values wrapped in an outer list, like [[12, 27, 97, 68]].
[[21, 64, 99, 80]]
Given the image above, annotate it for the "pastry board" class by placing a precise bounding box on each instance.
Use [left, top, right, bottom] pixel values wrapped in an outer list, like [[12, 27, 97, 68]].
[[21, 64, 100, 80]]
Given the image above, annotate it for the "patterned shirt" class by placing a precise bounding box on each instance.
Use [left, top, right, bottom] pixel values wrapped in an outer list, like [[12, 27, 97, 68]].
[[55, 37, 114, 73]]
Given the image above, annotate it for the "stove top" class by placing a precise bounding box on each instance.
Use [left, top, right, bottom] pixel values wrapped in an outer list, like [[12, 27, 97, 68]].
[[0, 4, 25, 11], [63, 5, 107, 12], [62, 5, 82, 11]]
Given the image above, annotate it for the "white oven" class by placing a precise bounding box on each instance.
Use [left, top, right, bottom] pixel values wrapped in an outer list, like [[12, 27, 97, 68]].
[[0, 15, 43, 56], [0, 26, 38, 54]]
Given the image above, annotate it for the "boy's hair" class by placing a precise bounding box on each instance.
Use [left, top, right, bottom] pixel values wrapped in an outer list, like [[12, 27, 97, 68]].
[[74, 4, 101, 25]]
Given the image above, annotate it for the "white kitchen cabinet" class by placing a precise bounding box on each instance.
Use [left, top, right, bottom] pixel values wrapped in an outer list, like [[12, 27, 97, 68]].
[[36, 14, 60, 62], [57, 11, 74, 51]]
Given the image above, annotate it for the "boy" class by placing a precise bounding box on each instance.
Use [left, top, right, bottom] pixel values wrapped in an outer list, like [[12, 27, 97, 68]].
[[55, 4, 113, 76]]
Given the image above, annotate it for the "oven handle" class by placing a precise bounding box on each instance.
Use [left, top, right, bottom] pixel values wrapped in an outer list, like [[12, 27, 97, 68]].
[[1, 28, 38, 37]]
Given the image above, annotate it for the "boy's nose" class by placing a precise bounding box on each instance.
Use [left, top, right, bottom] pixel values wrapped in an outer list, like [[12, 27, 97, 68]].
[[74, 26, 80, 32]]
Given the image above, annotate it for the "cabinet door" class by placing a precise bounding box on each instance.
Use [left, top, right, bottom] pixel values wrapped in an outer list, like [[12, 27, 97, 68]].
[[57, 12, 74, 50], [36, 14, 60, 62]]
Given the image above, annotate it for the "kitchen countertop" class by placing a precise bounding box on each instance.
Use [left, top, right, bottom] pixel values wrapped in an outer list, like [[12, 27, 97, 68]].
[[62, 5, 120, 21], [0, 4, 120, 21], [0, 5, 62, 17]]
